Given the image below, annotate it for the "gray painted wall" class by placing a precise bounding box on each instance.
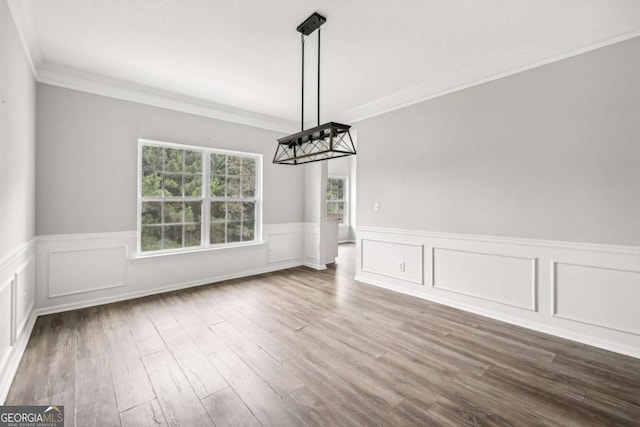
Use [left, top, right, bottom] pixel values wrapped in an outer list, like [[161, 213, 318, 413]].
[[0, 1, 36, 260], [36, 84, 304, 235], [356, 37, 640, 246]]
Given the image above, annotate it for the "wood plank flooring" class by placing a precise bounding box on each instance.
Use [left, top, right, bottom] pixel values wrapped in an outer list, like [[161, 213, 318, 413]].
[[6, 244, 640, 426]]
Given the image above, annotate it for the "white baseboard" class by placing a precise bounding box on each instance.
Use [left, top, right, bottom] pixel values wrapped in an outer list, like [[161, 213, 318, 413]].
[[0, 310, 36, 404], [356, 226, 640, 359], [354, 274, 640, 359], [36, 259, 303, 316], [303, 262, 328, 271]]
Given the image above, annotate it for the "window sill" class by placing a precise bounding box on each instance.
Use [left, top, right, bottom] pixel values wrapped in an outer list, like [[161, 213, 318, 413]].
[[129, 241, 266, 264]]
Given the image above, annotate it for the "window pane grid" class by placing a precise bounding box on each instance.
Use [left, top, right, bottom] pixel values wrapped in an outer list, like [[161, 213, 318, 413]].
[[208, 154, 257, 245], [209, 201, 256, 245], [140, 142, 259, 253], [326, 177, 347, 224], [141, 198, 203, 251]]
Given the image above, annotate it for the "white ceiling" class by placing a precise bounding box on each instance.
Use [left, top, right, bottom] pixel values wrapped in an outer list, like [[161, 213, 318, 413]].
[[8, 0, 640, 132]]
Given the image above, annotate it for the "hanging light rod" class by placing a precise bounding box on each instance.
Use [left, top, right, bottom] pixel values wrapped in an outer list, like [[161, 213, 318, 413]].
[[273, 12, 357, 165]]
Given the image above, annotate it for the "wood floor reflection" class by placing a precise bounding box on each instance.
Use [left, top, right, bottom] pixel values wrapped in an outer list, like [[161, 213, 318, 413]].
[[7, 243, 640, 426]]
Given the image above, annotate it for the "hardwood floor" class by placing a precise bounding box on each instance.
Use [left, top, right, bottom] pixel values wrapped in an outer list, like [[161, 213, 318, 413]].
[[6, 243, 640, 426]]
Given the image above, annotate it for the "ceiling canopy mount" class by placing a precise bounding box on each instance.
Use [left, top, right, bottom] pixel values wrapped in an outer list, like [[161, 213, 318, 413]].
[[296, 12, 326, 36]]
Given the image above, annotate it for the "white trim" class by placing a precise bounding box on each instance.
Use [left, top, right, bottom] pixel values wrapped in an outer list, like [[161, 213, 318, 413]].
[[356, 226, 640, 256], [137, 139, 263, 257], [550, 261, 640, 336], [130, 241, 267, 263], [357, 226, 640, 359], [343, 28, 640, 124], [430, 247, 538, 312], [36, 231, 135, 243], [47, 246, 127, 298], [0, 242, 36, 403], [16, 301, 34, 343], [303, 263, 327, 271], [6, 0, 41, 78], [35, 260, 303, 316], [0, 277, 13, 294], [360, 239, 424, 285], [264, 223, 305, 264], [0, 240, 35, 273], [303, 222, 321, 230], [532, 257, 539, 313], [8, 0, 640, 132], [35, 226, 303, 246], [10, 276, 17, 346], [354, 274, 640, 360], [264, 222, 305, 235], [550, 260, 558, 317], [0, 310, 37, 405], [266, 233, 301, 264], [37, 64, 297, 133]]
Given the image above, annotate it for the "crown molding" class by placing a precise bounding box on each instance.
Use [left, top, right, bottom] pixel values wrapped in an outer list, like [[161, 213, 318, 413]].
[[339, 20, 640, 124], [8, 0, 640, 131], [37, 63, 298, 133], [7, 0, 297, 133], [7, 0, 43, 78]]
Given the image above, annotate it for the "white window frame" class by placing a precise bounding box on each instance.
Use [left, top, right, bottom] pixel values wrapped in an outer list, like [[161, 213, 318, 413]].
[[326, 175, 348, 226], [137, 138, 263, 256]]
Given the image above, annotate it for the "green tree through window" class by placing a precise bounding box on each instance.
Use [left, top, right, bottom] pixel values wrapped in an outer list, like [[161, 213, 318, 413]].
[[326, 177, 347, 224], [209, 154, 257, 245], [139, 140, 260, 253]]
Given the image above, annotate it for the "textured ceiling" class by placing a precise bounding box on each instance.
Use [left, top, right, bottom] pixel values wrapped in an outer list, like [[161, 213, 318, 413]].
[[8, 0, 640, 131]]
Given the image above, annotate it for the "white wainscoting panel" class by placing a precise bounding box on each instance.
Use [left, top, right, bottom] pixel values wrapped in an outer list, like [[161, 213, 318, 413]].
[[268, 233, 302, 263], [48, 246, 127, 298], [0, 280, 13, 368], [361, 239, 423, 285], [301, 222, 338, 270], [338, 224, 350, 243], [321, 220, 339, 265], [355, 226, 640, 359], [432, 248, 537, 311], [265, 223, 304, 264], [14, 261, 35, 338], [35, 224, 306, 314], [0, 240, 36, 404], [305, 226, 319, 261], [553, 262, 640, 335], [303, 223, 326, 270]]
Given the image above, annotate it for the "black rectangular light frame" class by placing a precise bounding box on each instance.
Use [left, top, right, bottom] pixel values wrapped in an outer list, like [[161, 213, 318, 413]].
[[273, 122, 356, 165]]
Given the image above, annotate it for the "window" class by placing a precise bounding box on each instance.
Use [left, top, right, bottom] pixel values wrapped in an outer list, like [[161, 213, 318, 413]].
[[209, 153, 257, 245], [326, 176, 347, 224], [138, 139, 261, 254]]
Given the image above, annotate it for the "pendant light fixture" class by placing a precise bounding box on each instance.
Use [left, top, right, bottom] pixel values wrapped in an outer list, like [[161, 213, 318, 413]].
[[273, 12, 357, 165]]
